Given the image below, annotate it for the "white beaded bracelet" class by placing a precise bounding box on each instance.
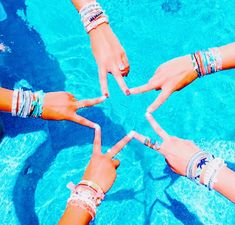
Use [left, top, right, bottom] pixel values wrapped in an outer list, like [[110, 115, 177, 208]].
[[11, 89, 19, 116], [86, 16, 109, 33], [203, 158, 225, 190], [79, 1, 109, 34]]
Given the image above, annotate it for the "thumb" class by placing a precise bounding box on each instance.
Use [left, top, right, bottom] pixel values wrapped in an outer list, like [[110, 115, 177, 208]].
[[112, 159, 120, 169]]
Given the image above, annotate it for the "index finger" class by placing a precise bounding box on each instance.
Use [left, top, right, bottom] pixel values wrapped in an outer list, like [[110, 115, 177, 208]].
[[112, 68, 130, 95], [106, 131, 135, 158], [99, 68, 109, 97], [129, 84, 154, 94], [76, 96, 106, 109], [145, 113, 170, 141], [93, 124, 101, 154]]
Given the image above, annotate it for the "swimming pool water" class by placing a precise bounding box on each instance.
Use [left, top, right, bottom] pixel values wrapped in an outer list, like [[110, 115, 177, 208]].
[[0, 0, 235, 224]]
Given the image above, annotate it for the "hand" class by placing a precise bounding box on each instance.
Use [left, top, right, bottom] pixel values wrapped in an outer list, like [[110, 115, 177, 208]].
[[146, 113, 200, 176], [130, 55, 198, 113], [89, 24, 130, 97], [82, 127, 133, 193], [42, 92, 106, 129]]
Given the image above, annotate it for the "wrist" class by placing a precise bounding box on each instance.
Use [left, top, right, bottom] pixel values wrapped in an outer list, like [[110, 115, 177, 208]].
[[0, 88, 13, 113], [77, 1, 109, 34], [66, 180, 105, 221], [65, 205, 92, 224], [88, 22, 110, 36], [72, 0, 96, 11]]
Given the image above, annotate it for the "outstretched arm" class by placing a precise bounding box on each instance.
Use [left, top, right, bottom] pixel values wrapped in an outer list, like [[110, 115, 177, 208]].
[[130, 42, 235, 113], [145, 113, 235, 203], [58, 128, 135, 224], [70, 0, 130, 97], [220, 42, 235, 69], [0, 87, 105, 129]]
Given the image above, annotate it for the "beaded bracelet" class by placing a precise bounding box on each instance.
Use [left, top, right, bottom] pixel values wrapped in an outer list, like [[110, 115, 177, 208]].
[[31, 90, 45, 118], [203, 158, 226, 190], [186, 151, 208, 180], [67, 189, 96, 219], [186, 150, 227, 191], [11, 89, 19, 116], [67, 180, 105, 220], [79, 1, 109, 33], [67, 180, 104, 205], [191, 47, 222, 78], [193, 153, 214, 185], [11, 88, 45, 118]]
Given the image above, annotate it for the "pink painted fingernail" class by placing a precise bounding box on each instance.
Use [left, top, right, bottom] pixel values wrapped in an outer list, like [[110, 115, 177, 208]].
[[125, 90, 130, 96]]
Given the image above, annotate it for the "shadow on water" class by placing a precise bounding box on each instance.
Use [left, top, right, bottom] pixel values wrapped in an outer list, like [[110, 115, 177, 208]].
[[0, 1, 126, 224], [227, 161, 235, 171], [148, 165, 179, 190], [0, 0, 64, 92], [106, 158, 204, 225], [161, 0, 182, 14], [157, 191, 204, 225]]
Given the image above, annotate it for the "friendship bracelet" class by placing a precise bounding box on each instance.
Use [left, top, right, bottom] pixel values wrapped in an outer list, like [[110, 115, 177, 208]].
[[11, 88, 45, 118], [11, 89, 19, 116], [67, 181, 104, 204], [17, 88, 24, 117], [67, 180, 105, 220], [79, 1, 109, 34], [187, 151, 227, 192], [193, 153, 214, 185], [31, 90, 45, 118], [203, 158, 226, 190], [79, 180, 104, 198], [186, 151, 207, 180], [191, 47, 222, 78]]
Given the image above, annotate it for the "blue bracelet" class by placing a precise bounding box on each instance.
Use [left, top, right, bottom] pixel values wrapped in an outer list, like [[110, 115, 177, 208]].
[[31, 90, 45, 118]]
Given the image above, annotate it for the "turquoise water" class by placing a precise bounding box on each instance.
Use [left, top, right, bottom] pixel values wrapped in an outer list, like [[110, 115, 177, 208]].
[[0, 0, 235, 224]]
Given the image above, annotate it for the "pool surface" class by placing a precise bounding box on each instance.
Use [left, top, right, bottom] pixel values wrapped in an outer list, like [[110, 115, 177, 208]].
[[0, 0, 235, 224]]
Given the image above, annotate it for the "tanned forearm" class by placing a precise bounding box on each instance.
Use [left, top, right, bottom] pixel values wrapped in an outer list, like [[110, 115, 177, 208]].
[[219, 42, 235, 70], [0, 87, 13, 113]]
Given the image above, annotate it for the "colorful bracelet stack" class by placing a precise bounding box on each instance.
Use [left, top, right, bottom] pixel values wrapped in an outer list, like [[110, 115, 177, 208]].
[[79, 1, 109, 33], [11, 88, 45, 118], [191, 47, 222, 78], [186, 151, 226, 190], [67, 180, 105, 220]]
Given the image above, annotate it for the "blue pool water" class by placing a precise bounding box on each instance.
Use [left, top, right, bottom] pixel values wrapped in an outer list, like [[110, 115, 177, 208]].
[[0, 0, 235, 224]]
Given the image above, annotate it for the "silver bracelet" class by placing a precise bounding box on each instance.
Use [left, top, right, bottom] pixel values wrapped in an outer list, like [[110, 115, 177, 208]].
[[11, 89, 19, 116], [203, 158, 225, 190]]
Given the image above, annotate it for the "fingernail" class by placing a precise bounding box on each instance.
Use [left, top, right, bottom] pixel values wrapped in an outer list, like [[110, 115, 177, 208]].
[[145, 112, 151, 118], [125, 90, 130, 96], [128, 130, 135, 138], [94, 124, 101, 130], [147, 107, 153, 113], [105, 93, 109, 98]]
